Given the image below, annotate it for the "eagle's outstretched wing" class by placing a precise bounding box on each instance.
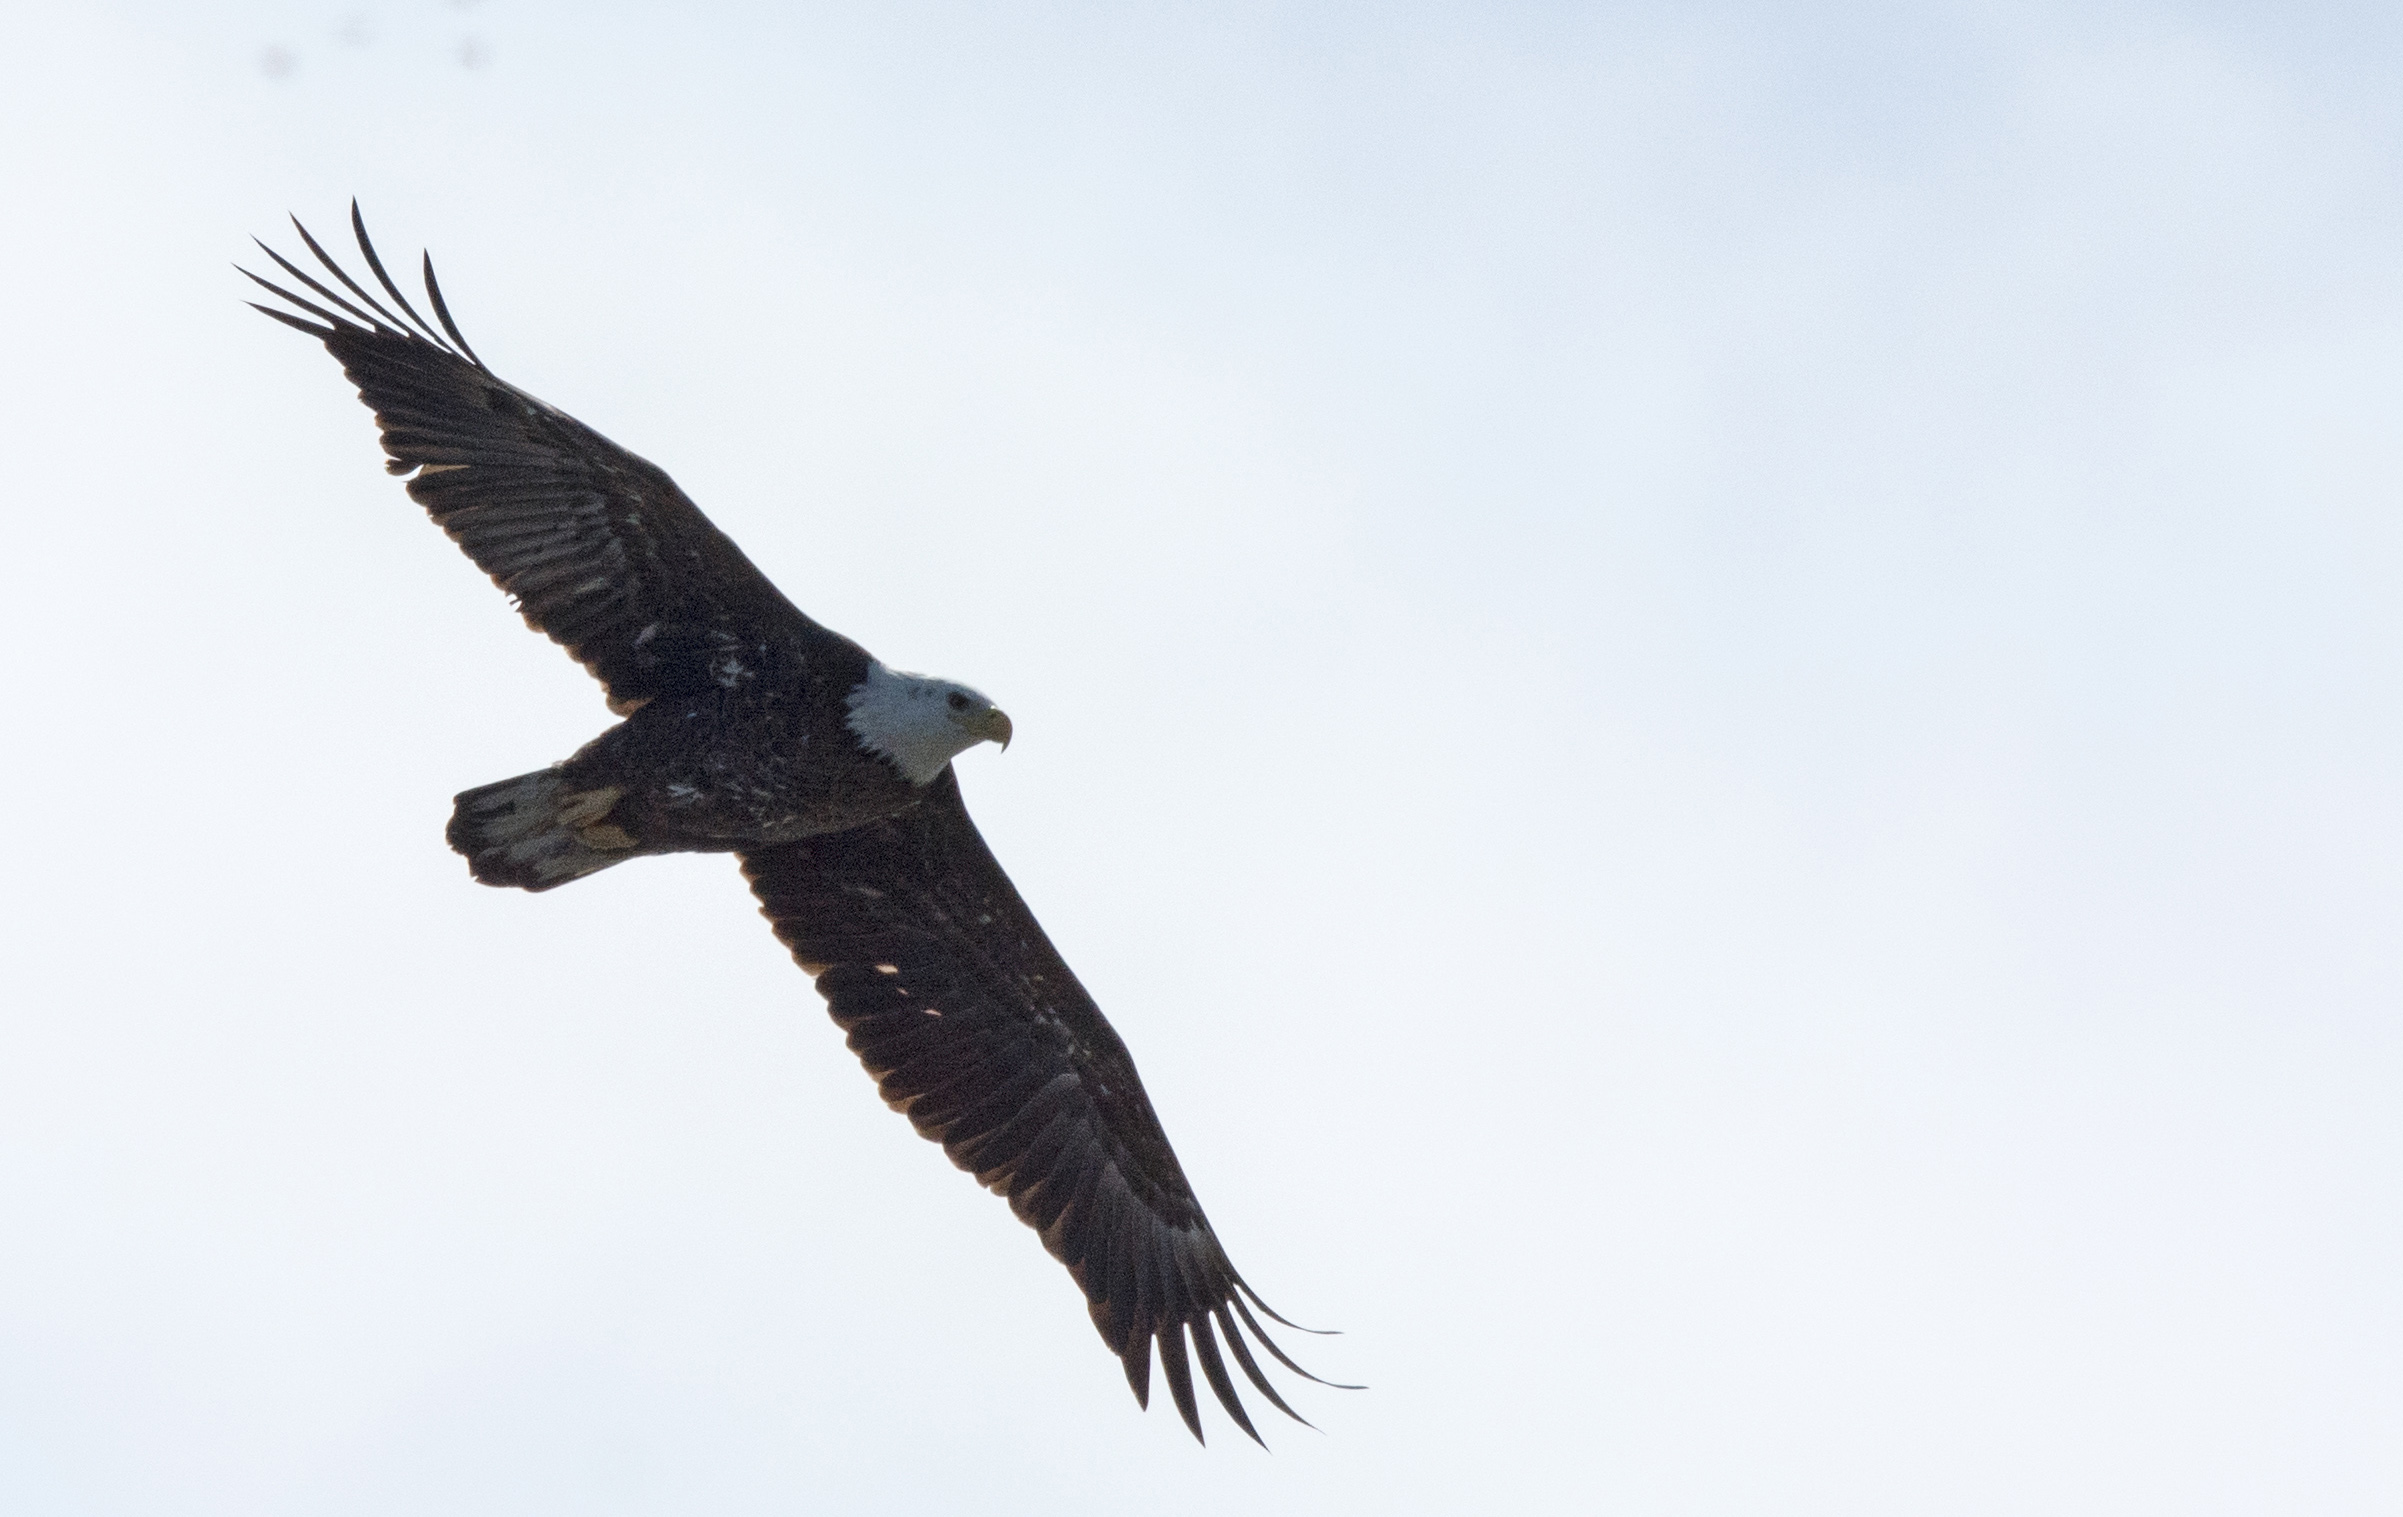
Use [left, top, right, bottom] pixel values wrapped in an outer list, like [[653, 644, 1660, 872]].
[[244, 204, 829, 716], [740, 770, 1346, 1445]]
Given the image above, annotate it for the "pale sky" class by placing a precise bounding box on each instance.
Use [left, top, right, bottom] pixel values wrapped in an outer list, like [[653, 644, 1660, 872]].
[[3, 3, 2400, 1513]]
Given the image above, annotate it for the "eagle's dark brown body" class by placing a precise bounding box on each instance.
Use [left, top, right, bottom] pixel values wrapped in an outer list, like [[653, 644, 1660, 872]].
[[447, 637, 935, 890], [579, 679, 922, 847], [245, 207, 1345, 1445]]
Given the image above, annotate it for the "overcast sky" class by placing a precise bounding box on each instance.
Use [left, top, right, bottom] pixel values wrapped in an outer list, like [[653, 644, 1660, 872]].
[[4, 2, 2400, 1512]]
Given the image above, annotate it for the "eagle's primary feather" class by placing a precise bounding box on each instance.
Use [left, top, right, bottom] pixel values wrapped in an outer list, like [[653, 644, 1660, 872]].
[[243, 204, 1346, 1443], [246, 206, 822, 719]]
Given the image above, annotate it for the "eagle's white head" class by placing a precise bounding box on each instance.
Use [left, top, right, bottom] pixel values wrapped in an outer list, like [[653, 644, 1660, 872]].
[[845, 660, 1013, 785]]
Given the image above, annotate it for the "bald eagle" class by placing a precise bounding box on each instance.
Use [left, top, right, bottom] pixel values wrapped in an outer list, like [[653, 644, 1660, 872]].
[[243, 206, 1344, 1444]]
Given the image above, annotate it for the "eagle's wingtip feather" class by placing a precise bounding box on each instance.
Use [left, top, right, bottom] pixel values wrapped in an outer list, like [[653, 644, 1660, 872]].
[[246, 301, 337, 340], [347, 200, 448, 351], [287, 213, 415, 337], [420, 249, 487, 370], [1189, 1315, 1265, 1447], [1156, 1325, 1206, 1444]]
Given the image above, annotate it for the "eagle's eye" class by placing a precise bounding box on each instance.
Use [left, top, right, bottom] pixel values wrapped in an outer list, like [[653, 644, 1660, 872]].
[[946, 691, 970, 711]]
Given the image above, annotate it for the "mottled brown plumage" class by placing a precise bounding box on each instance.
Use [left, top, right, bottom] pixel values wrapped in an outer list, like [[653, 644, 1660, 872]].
[[743, 770, 1336, 1441], [245, 206, 1346, 1442]]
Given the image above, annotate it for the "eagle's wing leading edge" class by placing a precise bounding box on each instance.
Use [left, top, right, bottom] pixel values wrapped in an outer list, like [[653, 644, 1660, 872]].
[[243, 204, 826, 716], [739, 769, 1344, 1444]]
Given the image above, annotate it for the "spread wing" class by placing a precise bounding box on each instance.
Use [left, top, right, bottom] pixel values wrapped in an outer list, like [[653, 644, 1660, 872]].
[[740, 770, 1345, 1444], [245, 205, 827, 715]]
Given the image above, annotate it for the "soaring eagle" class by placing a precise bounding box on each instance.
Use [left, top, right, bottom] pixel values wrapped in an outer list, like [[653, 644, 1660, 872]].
[[244, 206, 1342, 1444]]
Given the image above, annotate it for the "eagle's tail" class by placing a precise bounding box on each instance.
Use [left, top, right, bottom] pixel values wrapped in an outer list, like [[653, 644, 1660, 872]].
[[447, 769, 641, 892]]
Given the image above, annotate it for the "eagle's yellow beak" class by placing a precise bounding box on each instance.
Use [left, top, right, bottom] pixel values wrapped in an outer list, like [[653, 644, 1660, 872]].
[[974, 707, 1014, 752]]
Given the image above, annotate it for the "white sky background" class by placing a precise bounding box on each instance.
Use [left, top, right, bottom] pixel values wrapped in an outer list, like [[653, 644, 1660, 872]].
[[2, 0, 2399, 1510]]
